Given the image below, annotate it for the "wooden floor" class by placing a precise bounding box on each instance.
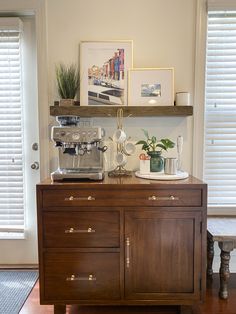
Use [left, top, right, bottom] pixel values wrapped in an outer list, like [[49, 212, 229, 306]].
[[19, 274, 236, 314]]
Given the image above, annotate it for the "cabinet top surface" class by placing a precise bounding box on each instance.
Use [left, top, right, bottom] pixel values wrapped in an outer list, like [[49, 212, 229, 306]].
[[38, 173, 206, 188]]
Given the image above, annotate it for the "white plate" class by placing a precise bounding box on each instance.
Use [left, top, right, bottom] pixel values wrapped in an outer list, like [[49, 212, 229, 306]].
[[135, 170, 189, 181]]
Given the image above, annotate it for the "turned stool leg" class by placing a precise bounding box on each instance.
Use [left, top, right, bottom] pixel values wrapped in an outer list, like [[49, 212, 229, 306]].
[[218, 241, 234, 299], [207, 233, 214, 277]]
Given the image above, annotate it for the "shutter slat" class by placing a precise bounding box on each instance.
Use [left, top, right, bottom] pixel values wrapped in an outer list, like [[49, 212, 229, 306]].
[[0, 209, 23, 214]]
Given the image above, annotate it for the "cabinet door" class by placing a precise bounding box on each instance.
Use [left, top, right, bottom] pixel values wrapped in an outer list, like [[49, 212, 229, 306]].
[[124, 210, 202, 301]]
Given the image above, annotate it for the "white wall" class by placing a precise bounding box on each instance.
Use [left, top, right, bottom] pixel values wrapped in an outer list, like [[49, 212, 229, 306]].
[[46, 0, 196, 173]]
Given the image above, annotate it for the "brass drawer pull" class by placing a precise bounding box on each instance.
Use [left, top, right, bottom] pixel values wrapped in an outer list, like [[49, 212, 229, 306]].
[[66, 274, 96, 281], [65, 227, 95, 234], [65, 196, 95, 201], [148, 195, 179, 201], [126, 237, 130, 268]]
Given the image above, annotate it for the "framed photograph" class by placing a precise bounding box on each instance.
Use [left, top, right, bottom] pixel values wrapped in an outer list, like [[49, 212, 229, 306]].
[[128, 68, 174, 106], [80, 40, 133, 106]]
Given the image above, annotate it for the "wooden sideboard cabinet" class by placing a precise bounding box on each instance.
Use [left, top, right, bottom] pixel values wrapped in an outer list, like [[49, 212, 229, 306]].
[[36, 174, 207, 314]]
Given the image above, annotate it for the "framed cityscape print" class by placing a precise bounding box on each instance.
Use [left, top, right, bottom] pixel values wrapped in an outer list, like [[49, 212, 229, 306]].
[[80, 40, 133, 106], [128, 68, 174, 106]]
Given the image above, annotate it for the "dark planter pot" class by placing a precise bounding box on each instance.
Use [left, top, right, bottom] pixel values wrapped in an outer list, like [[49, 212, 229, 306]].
[[147, 151, 164, 172]]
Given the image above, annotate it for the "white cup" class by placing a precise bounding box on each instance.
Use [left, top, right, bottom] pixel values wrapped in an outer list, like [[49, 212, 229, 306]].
[[113, 129, 127, 143], [176, 92, 190, 106], [140, 159, 150, 174], [115, 152, 127, 166], [123, 142, 136, 156]]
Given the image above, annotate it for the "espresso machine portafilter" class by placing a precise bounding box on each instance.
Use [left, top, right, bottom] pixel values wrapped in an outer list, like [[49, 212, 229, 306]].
[[51, 116, 107, 181]]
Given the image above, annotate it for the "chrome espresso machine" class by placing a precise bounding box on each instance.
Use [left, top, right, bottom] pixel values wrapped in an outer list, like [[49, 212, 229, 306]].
[[51, 116, 107, 181]]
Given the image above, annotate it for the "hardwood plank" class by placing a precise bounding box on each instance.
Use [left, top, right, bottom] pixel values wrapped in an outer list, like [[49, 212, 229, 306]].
[[19, 281, 51, 314]]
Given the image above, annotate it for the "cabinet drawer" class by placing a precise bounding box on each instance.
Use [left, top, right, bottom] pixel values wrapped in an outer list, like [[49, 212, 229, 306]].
[[42, 189, 108, 207], [43, 211, 120, 248], [43, 252, 120, 301], [42, 188, 202, 208], [132, 189, 202, 207]]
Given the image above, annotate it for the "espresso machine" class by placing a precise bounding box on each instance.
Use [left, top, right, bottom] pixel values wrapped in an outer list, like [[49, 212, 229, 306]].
[[51, 116, 107, 181]]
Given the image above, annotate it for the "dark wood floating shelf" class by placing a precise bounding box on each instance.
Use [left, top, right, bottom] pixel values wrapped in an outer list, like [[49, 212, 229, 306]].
[[50, 103, 193, 117]]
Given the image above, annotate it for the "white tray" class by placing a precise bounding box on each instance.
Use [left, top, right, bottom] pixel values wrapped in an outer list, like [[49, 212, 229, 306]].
[[135, 170, 189, 181]]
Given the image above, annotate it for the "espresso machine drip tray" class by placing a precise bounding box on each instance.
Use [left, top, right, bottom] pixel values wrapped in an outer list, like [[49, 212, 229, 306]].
[[51, 169, 104, 181]]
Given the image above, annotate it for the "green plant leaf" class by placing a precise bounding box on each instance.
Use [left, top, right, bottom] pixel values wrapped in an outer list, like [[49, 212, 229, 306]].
[[55, 63, 80, 99], [151, 136, 157, 144], [156, 143, 167, 151], [142, 129, 149, 139], [160, 139, 175, 149], [135, 140, 147, 146], [136, 130, 175, 153], [142, 143, 150, 151]]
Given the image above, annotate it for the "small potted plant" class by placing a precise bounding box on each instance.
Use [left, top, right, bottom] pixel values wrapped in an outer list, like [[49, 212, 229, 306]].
[[55, 63, 80, 106], [136, 129, 175, 172]]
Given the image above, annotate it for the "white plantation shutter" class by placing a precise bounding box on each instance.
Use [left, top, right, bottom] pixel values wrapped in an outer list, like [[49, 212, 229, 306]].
[[0, 18, 24, 235], [204, 11, 236, 208]]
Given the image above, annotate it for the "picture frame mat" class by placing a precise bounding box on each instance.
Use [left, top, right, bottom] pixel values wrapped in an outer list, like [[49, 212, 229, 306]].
[[128, 68, 174, 106]]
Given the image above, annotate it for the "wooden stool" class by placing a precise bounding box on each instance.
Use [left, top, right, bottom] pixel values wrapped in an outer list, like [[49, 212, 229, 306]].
[[207, 217, 236, 299]]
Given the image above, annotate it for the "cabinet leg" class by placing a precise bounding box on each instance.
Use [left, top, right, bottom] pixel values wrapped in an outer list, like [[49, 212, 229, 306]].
[[54, 304, 66, 314], [179, 305, 192, 314], [207, 233, 214, 277], [179, 305, 200, 314]]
